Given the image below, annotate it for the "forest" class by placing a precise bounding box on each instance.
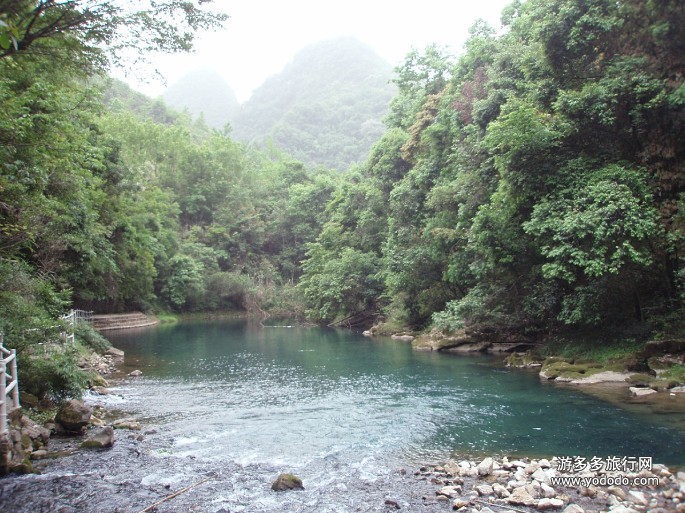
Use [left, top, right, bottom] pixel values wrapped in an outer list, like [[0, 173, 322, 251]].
[[1, 0, 684, 399]]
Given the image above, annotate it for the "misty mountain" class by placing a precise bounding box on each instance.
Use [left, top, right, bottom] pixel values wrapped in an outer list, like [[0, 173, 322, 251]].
[[231, 37, 397, 170], [162, 68, 240, 130]]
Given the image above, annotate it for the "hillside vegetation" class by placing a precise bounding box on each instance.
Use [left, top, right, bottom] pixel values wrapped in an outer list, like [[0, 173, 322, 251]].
[[231, 37, 397, 170], [1, 0, 683, 401]]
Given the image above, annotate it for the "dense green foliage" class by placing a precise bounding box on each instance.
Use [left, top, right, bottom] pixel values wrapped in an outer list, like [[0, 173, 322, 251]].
[[231, 37, 397, 170], [0, 1, 334, 400], [300, 0, 685, 336], [2, 0, 684, 401]]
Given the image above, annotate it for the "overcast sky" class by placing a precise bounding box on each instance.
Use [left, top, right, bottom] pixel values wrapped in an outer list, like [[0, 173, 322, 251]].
[[124, 0, 514, 103]]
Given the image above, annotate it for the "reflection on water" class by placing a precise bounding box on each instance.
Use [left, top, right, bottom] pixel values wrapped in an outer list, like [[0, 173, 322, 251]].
[[106, 320, 685, 470]]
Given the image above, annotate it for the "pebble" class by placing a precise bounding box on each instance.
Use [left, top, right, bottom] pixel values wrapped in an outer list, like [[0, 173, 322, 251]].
[[420, 455, 680, 513]]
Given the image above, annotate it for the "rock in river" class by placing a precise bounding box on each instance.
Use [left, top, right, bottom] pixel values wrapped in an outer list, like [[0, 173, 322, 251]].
[[55, 399, 93, 434], [271, 473, 304, 491]]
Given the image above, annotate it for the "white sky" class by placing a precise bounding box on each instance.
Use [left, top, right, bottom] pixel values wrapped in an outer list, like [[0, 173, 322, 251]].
[[123, 0, 514, 103]]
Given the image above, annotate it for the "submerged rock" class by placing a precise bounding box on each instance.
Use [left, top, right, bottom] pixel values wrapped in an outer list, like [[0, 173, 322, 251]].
[[271, 473, 304, 491]]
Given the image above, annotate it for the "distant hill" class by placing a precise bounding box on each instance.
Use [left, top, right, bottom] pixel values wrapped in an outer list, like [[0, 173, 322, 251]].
[[231, 37, 396, 170], [162, 68, 240, 130], [104, 78, 180, 125]]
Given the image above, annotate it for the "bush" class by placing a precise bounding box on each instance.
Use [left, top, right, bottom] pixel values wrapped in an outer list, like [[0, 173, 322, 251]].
[[20, 351, 87, 401], [74, 322, 112, 353]]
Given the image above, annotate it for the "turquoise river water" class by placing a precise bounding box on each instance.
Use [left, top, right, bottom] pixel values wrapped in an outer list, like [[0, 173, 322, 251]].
[[107, 320, 685, 465], [2, 319, 684, 513]]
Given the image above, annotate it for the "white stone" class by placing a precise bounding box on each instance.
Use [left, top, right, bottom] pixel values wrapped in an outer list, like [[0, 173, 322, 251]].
[[629, 386, 657, 396], [475, 484, 494, 496], [508, 486, 536, 506], [539, 459, 551, 468], [541, 483, 557, 498], [537, 498, 564, 510], [607, 507, 639, 513], [562, 505, 585, 513], [437, 486, 462, 498], [452, 498, 469, 510], [478, 457, 495, 476], [627, 490, 648, 506], [532, 468, 549, 483], [493, 483, 511, 498], [608, 486, 627, 500], [525, 462, 540, 474]]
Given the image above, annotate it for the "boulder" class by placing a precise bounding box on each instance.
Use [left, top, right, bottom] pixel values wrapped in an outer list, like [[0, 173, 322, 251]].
[[81, 427, 115, 449], [629, 386, 657, 397], [508, 486, 536, 506], [271, 473, 304, 491], [55, 400, 92, 434], [128, 369, 143, 377], [478, 457, 495, 476]]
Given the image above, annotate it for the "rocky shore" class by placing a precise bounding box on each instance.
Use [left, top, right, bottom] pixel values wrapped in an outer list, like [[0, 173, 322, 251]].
[[419, 456, 684, 513]]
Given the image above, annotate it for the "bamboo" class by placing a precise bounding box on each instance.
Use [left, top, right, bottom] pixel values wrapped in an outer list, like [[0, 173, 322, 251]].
[[138, 476, 213, 513]]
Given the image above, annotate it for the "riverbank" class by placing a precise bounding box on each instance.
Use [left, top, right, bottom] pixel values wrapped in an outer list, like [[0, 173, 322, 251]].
[[365, 325, 685, 412], [4, 321, 685, 512]]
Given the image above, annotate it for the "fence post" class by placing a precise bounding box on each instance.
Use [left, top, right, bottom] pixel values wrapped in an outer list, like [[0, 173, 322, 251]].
[[0, 334, 20, 438], [0, 335, 6, 438]]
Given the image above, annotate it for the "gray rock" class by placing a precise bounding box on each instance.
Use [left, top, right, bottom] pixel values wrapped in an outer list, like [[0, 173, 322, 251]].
[[607, 507, 639, 513], [508, 486, 536, 506], [128, 369, 143, 377], [271, 473, 304, 491], [608, 486, 627, 500], [437, 485, 462, 498], [537, 498, 564, 510], [55, 400, 93, 434], [452, 498, 469, 510], [475, 484, 494, 496], [391, 334, 414, 342], [627, 490, 648, 506], [91, 386, 112, 395], [541, 483, 557, 498], [493, 483, 511, 498], [478, 457, 495, 476], [629, 386, 657, 397], [562, 505, 585, 513], [81, 427, 115, 449]]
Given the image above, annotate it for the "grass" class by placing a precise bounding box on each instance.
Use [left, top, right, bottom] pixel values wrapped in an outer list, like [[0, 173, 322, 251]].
[[539, 335, 645, 364], [660, 364, 685, 383]]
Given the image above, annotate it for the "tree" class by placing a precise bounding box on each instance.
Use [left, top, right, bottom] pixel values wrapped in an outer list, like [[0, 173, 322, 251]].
[[0, 1, 227, 72]]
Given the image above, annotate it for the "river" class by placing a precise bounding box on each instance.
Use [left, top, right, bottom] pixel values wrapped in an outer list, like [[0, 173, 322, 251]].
[[1, 319, 684, 512]]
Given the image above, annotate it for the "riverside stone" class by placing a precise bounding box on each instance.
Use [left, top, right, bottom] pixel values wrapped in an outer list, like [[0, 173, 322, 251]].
[[128, 369, 143, 377], [508, 486, 536, 506], [541, 483, 557, 498], [438, 486, 462, 498], [627, 490, 648, 506], [451, 498, 469, 510], [493, 483, 510, 498], [475, 484, 494, 496], [537, 498, 564, 510], [629, 386, 657, 397], [607, 486, 627, 500], [55, 400, 92, 434], [478, 457, 494, 476], [271, 473, 304, 491], [562, 506, 585, 513], [81, 427, 115, 449]]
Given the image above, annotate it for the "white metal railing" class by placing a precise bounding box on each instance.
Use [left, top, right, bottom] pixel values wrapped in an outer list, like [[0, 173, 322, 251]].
[[0, 334, 20, 438], [60, 309, 93, 343]]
